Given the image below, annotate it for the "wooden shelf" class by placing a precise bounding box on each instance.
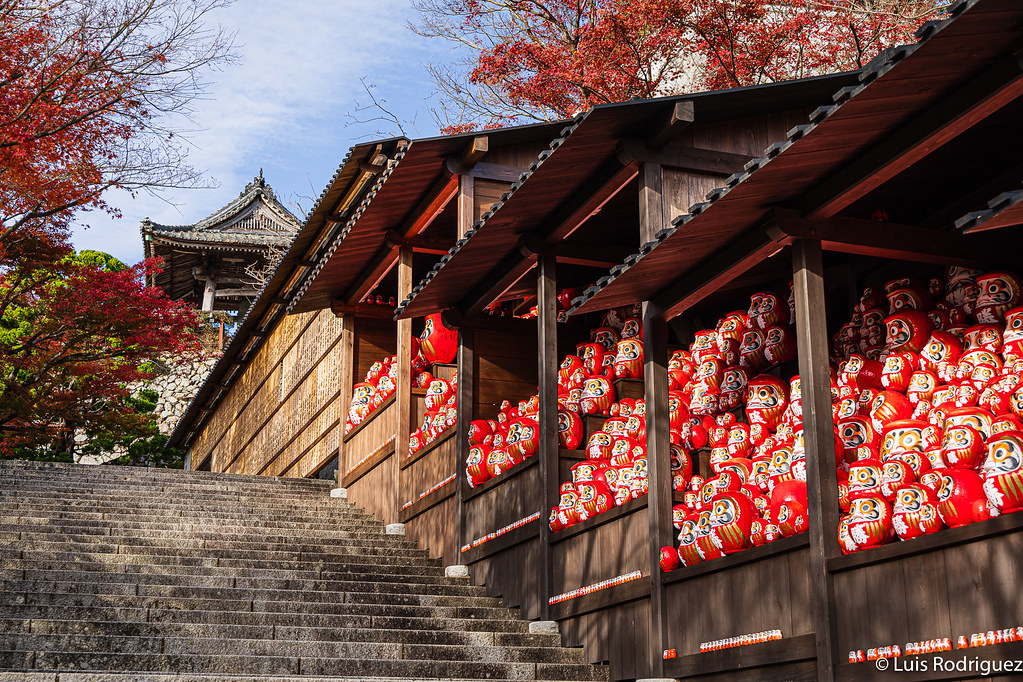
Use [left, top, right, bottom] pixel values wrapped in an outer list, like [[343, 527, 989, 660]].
[[827, 510, 1023, 574], [401, 427, 456, 470], [340, 437, 395, 488], [835, 641, 1023, 681], [460, 518, 542, 565], [462, 457, 538, 503], [341, 394, 396, 443], [551, 494, 647, 544], [398, 478, 455, 523], [550, 575, 651, 619], [664, 633, 816, 679], [663, 533, 809, 584]]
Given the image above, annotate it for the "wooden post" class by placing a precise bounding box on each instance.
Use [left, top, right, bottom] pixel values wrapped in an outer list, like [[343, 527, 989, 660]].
[[336, 313, 356, 478], [218, 320, 224, 351], [791, 239, 840, 681], [395, 246, 414, 472], [537, 252, 559, 620], [455, 326, 474, 559], [639, 162, 664, 243], [201, 277, 217, 311], [643, 299, 671, 676], [458, 174, 475, 239]]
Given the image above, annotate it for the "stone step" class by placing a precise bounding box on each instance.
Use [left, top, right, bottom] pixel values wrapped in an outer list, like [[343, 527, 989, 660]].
[[0, 478, 335, 498], [6, 539, 431, 562], [0, 499, 368, 521], [4, 528, 420, 553], [0, 569, 474, 594], [0, 558, 446, 581], [0, 634, 583, 664], [1, 590, 515, 619], [0, 580, 496, 606], [0, 514, 382, 533], [0, 675, 605, 682], [1, 619, 560, 648], [0, 461, 334, 489], [0, 522, 397, 544], [0, 650, 607, 680], [0, 604, 535, 633]]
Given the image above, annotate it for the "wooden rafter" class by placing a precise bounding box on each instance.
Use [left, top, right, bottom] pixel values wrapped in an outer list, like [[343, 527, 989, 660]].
[[802, 49, 1023, 219]]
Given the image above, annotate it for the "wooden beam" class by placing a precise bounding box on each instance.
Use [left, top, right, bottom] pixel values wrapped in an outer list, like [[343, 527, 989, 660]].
[[395, 246, 414, 474], [617, 138, 753, 177], [454, 325, 474, 561], [773, 209, 1001, 267], [648, 100, 695, 149], [461, 253, 537, 317], [653, 223, 792, 321], [329, 300, 395, 319], [458, 174, 474, 239], [549, 160, 639, 242], [399, 173, 460, 239], [336, 314, 356, 478], [803, 49, 1023, 219], [639, 161, 664, 243], [465, 161, 525, 183], [342, 243, 399, 306], [537, 253, 558, 621], [791, 238, 840, 682], [444, 135, 490, 176], [642, 300, 671, 676], [384, 230, 451, 255]]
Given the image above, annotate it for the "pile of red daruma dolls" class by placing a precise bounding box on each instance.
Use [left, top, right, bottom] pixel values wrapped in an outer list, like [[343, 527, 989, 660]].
[[463, 299, 647, 492], [832, 267, 1023, 553], [344, 312, 459, 443]]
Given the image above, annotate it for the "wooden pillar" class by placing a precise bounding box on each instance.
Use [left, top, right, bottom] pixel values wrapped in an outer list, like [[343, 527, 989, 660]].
[[643, 300, 671, 676], [201, 277, 217, 311], [395, 246, 414, 468], [791, 239, 840, 681], [537, 252, 559, 620], [455, 326, 475, 558], [336, 313, 356, 476], [639, 162, 664, 243], [458, 175, 475, 239]]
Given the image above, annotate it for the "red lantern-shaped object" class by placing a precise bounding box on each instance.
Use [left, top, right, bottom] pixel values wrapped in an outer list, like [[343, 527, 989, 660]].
[[880, 459, 916, 501], [937, 469, 994, 528], [420, 313, 458, 365], [880, 353, 915, 392], [580, 376, 616, 415], [892, 484, 943, 541], [613, 338, 644, 379], [975, 271, 1023, 324], [869, 391, 913, 433], [847, 496, 894, 549], [848, 458, 885, 500], [982, 430, 1023, 513], [486, 447, 513, 478], [466, 445, 491, 487], [944, 406, 994, 440], [468, 419, 493, 445], [763, 324, 796, 365], [770, 480, 808, 537], [941, 424, 984, 469], [659, 546, 681, 572], [880, 419, 928, 460], [748, 291, 789, 329], [670, 443, 693, 491], [738, 328, 767, 373], [695, 510, 724, 561], [676, 518, 703, 566], [746, 374, 788, 431], [885, 309, 932, 355], [585, 431, 614, 460], [558, 410, 584, 450], [709, 491, 758, 554], [918, 331, 963, 372], [424, 378, 453, 412]]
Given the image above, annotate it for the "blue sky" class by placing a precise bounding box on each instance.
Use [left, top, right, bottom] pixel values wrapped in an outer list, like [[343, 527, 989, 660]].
[[72, 0, 450, 265]]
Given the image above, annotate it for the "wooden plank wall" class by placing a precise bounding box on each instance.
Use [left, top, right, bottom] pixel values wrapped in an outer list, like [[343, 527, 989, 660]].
[[189, 308, 346, 478], [400, 432, 458, 566]]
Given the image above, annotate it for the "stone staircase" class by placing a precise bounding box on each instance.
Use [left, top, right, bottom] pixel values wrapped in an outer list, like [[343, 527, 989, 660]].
[[0, 460, 608, 682]]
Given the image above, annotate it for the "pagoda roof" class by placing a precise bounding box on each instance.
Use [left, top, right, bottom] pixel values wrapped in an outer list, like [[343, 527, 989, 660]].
[[140, 172, 301, 253]]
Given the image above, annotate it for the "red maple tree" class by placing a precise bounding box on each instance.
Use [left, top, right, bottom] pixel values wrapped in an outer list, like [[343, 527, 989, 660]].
[[0, 0, 230, 457], [412, 0, 943, 131]]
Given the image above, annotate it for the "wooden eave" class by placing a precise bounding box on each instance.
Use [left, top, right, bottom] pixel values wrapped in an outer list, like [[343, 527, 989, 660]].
[[394, 71, 860, 321], [166, 139, 403, 449], [288, 121, 566, 315], [568, 0, 1023, 318]]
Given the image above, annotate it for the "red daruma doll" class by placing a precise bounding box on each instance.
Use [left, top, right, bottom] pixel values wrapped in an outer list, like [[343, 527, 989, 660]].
[[420, 313, 458, 365]]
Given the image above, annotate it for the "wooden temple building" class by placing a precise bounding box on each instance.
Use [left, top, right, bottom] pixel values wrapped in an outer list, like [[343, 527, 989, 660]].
[[169, 1, 1023, 679], [140, 172, 301, 312]]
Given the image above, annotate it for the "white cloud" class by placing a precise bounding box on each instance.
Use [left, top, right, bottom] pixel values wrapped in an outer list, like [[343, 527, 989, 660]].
[[73, 0, 444, 264]]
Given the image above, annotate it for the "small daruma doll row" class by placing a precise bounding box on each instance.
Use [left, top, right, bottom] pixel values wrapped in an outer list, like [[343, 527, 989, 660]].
[[344, 313, 459, 436], [831, 268, 1023, 553], [463, 303, 649, 490], [550, 398, 655, 531], [408, 372, 458, 457]]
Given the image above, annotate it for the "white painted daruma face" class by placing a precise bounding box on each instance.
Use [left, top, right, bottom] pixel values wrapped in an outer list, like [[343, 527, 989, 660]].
[[894, 487, 925, 514], [984, 435, 1023, 476]]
